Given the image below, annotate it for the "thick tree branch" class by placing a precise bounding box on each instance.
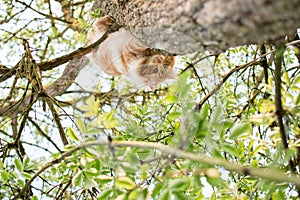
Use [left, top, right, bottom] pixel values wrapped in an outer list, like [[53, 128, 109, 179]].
[[93, 0, 300, 54]]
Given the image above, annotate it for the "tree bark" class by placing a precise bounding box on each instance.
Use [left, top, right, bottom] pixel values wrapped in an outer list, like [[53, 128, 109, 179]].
[[92, 0, 300, 54]]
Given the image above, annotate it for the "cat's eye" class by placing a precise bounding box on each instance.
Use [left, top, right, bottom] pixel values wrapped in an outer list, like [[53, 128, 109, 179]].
[[163, 64, 169, 69], [152, 68, 158, 73]]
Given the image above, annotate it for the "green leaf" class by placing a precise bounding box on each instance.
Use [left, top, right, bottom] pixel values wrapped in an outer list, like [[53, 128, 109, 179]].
[[151, 183, 163, 198], [252, 144, 265, 156], [127, 153, 140, 166], [159, 189, 171, 200], [229, 122, 251, 140], [115, 176, 135, 190], [1, 170, 9, 182], [72, 171, 83, 187], [81, 96, 98, 117], [272, 190, 286, 200], [76, 118, 85, 134], [18, 179, 25, 187], [31, 196, 39, 200], [173, 192, 189, 200], [67, 127, 80, 142], [294, 93, 300, 105], [210, 106, 223, 124], [128, 189, 148, 200], [283, 71, 290, 86], [14, 158, 23, 172], [21, 171, 32, 179], [0, 160, 4, 169], [95, 175, 113, 184], [23, 156, 30, 168], [206, 176, 221, 187], [98, 110, 121, 129], [85, 176, 98, 189], [97, 189, 113, 200], [199, 103, 209, 120], [164, 95, 178, 104], [84, 168, 99, 177], [167, 112, 181, 121], [169, 178, 189, 192], [222, 144, 240, 157]]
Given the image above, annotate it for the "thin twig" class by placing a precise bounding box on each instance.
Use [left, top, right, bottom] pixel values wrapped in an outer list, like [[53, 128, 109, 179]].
[[45, 97, 69, 146], [12, 140, 300, 200], [28, 117, 62, 153]]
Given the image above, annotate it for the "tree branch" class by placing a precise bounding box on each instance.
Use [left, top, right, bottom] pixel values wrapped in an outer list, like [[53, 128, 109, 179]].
[[196, 59, 261, 110], [93, 0, 300, 54], [274, 44, 300, 196], [45, 97, 69, 146], [0, 57, 88, 117], [0, 24, 118, 82], [274, 45, 288, 149], [12, 140, 300, 199]]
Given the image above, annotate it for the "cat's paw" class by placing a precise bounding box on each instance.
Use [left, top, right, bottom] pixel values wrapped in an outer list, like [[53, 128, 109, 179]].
[[93, 16, 113, 33]]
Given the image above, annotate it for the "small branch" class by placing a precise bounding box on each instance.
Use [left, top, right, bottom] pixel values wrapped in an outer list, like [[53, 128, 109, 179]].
[[12, 140, 300, 200], [196, 59, 261, 110], [260, 44, 269, 84], [274, 45, 288, 149], [0, 57, 89, 117], [38, 24, 120, 72], [0, 24, 118, 82], [235, 70, 265, 118], [16, 0, 72, 24], [28, 117, 62, 153], [45, 97, 69, 146], [274, 44, 300, 197]]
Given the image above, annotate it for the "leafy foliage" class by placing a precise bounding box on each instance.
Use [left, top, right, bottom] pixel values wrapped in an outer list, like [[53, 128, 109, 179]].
[[1, 0, 300, 200]]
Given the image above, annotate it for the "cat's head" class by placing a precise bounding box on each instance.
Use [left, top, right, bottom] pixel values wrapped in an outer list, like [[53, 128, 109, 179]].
[[131, 55, 177, 91]]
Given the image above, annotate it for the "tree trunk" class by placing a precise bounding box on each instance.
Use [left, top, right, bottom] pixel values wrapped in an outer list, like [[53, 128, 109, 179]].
[[92, 0, 300, 54]]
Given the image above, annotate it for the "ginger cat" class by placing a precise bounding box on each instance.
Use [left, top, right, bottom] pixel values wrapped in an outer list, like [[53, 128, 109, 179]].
[[87, 16, 177, 91]]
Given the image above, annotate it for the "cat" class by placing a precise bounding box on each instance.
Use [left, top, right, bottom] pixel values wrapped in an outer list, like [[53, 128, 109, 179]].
[[87, 16, 177, 91]]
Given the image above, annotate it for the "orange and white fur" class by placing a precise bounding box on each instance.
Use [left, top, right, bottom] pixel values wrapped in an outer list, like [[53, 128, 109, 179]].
[[87, 16, 177, 91]]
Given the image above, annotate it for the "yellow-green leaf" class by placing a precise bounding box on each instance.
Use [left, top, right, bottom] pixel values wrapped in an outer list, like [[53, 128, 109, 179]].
[[115, 176, 135, 190], [229, 122, 251, 140], [222, 144, 240, 157], [67, 127, 80, 142], [1, 170, 9, 182], [76, 118, 85, 134], [14, 158, 23, 172], [164, 95, 178, 104], [167, 112, 181, 121], [81, 96, 98, 117], [72, 170, 83, 187], [98, 110, 121, 129], [21, 172, 32, 179], [283, 71, 290, 85], [85, 176, 98, 189]]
